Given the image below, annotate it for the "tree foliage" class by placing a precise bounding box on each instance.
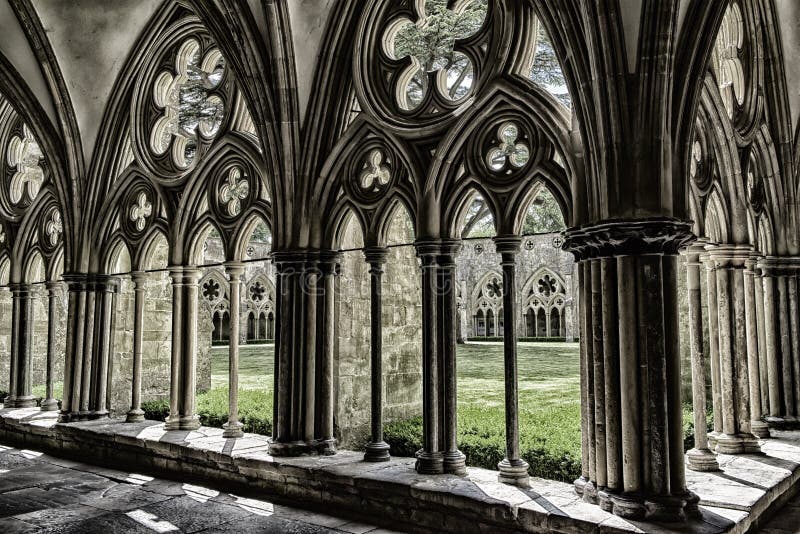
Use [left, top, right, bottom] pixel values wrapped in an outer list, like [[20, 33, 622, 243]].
[[522, 188, 565, 234]]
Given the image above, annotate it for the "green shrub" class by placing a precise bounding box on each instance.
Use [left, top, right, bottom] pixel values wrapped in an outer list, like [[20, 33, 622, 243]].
[[141, 388, 273, 436]]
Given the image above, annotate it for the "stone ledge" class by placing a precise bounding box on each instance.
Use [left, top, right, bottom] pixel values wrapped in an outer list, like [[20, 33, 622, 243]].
[[1, 407, 798, 533]]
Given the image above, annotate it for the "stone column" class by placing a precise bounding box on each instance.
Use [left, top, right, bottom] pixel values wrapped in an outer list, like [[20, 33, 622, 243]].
[[563, 218, 699, 523], [315, 252, 339, 449], [364, 247, 390, 462], [753, 261, 769, 417], [269, 251, 334, 456], [438, 239, 466, 475], [223, 263, 245, 438], [707, 246, 760, 453], [126, 271, 148, 422], [5, 283, 36, 408], [41, 281, 63, 411], [789, 270, 800, 418], [494, 236, 529, 486], [760, 261, 782, 420], [165, 267, 202, 431], [777, 273, 794, 419], [703, 253, 723, 442], [89, 276, 118, 418], [414, 240, 443, 474], [59, 275, 88, 422], [684, 245, 718, 470], [744, 258, 769, 437]]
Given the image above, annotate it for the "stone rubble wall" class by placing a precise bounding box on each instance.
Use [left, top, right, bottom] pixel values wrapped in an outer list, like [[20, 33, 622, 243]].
[[0, 289, 10, 392], [335, 215, 423, 448]]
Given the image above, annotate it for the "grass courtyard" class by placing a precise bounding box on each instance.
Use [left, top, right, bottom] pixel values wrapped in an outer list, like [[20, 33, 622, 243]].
[[206, 340, 583, 481]]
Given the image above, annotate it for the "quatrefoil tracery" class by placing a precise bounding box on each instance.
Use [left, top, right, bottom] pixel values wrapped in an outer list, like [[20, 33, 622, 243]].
[[384, 0, 487, 111], [129, 192, 153, 232], [7, 125, 44, 205], [150, 38, 226, 169], [486, 122, 530, 173], [219, 167, 250, 217]]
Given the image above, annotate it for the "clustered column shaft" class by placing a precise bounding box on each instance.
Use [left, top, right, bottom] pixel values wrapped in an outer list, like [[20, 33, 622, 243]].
[[413, 239, 465, 475], [564, 218, 699, 523], [270, 250, 337, 456], [364, 247, 390, 462], [41, 281, 63, 411], [6, 283, 36, 408], [166, 267, 202, 431]]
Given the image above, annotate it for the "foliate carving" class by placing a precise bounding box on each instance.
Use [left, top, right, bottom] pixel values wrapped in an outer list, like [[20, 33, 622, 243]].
[[7, 124, 43, 206], [562, 218, 696, 260], [219, 167, 250, 216], [129, 192, 153, 232]]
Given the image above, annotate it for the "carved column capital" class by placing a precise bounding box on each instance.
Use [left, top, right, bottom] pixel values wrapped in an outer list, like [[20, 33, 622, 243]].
[[224, 261, 246, 280], [562, 217, 695, 261], [363, 247, 389, 271]]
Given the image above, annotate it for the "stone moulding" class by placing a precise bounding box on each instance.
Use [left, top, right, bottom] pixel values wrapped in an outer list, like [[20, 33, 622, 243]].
[[2, 407, 800, 533], [562, 217, 696, 260]]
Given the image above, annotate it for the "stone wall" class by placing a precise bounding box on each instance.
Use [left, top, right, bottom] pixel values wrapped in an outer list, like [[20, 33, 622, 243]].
[[0, 288, 10, 393], [30, 284, 67, 390], [456, 233, 578, 341], [335, 214, 423, 447]]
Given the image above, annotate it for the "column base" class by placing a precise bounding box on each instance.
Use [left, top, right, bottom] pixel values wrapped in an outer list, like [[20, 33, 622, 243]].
[[89, 410, 109, 420], [581, 480, 598, 504], [766, 415, 800, 430], [443, 450, 467, 475], [363, 441, 391, 462], [606, 490, 700, 522], [708, 431, 720, 449], [608, 493, 646, 520], [415, 449, 444, 474], [497, 458, 530, 487], [269, 439, 337, 457], [714, 432, 761, 454], [597, 489, 614, 512], [40, 399, 60, 411], [573, 475, 589, 496], [126, 409, 145, 423], [750, 419, 771, 438], [686, 447, 720, 471], [222, 421, 244, 439], [5, 396, 37, 408], [165, 414, 200, 431], [58, 411, 81, 423]]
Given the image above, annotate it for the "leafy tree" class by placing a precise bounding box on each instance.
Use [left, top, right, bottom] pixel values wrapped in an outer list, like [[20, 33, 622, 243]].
[[529, 22, 571, 108], [250, 221, 272, 244], [460, 197, 496, 238], [522, 188, 565, 234]]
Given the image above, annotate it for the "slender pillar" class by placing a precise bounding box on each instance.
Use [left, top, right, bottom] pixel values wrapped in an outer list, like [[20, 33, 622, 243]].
[[494, 236, 529, 486], [563, 218, 699, 522], [364, 248, 390, 461], [315, 252, 339, 449], [684, 245, 719, 470], [165, 267, 202, 431], [59, 275, 88, 423], [753, 261, 769, 417], [789, 273, 800, 418], [90, 276, 118, 418], [574, 260, 591, 496], [414, 240, 443, 474], [5, 283, 36, 408], [41, 281, 62, 411], [223, 263, 245, 438], [703, 252, 723, 442], [777, 275, 794, 418], [759, 262, 781, 419], [439, 239, 466, 475], [744, 258, 769, 437], [126, 272, 148, 422]]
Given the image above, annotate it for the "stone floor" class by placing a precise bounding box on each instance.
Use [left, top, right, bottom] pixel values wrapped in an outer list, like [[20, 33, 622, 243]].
[[0, 444, 401, 534]]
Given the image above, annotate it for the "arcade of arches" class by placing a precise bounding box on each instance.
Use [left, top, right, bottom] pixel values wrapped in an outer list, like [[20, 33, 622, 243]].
[[1, 0, 800, 532]]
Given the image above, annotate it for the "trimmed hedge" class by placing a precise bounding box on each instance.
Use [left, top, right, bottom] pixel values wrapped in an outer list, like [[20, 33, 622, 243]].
[[142, 387, 273, 435], [466, 337, 570, 343]]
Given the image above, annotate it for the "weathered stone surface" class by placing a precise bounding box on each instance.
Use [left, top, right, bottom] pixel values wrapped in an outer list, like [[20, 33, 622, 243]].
[[1, 407, 799, 533]]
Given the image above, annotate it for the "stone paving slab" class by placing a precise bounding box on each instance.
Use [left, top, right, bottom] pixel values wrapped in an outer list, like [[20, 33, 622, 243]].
[[0, 443, 399, 534], [2, 407, 800, 533]]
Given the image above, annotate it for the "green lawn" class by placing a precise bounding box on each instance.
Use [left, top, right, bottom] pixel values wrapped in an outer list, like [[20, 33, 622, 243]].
[[211, 343, 274, 390]]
